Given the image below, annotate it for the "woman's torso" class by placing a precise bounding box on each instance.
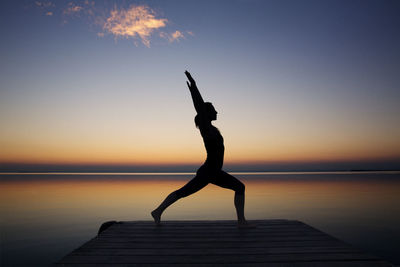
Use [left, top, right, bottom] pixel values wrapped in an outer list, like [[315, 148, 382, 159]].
[[200, 125, 225, 170]]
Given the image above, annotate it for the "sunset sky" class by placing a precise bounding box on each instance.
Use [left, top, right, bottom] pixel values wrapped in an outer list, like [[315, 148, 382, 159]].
[[1, 0, 399, 171]]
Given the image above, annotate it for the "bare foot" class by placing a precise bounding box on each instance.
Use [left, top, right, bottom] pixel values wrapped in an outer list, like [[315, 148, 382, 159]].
[[238, 221, 257, 229], [151, 210, 161, 226]]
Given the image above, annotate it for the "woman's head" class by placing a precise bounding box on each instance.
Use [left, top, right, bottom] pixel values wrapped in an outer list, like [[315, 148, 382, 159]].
[[195, 102, 217, 128]]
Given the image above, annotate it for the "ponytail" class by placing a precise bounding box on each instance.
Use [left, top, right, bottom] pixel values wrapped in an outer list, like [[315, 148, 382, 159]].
[[194, 114, 200, 128]]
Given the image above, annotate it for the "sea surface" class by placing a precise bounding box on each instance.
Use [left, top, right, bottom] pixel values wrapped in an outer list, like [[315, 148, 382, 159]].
[[1, 171, 400, 266]]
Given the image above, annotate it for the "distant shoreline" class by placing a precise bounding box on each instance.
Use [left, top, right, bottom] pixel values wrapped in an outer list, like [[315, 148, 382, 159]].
[[1, 170, 400, 175]]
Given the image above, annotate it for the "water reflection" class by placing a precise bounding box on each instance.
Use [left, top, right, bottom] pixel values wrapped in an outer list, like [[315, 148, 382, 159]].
[[1, 172, 400, 266]]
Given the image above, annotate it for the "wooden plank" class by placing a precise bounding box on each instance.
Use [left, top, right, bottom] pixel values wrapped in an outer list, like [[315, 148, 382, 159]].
[[57, 220, 392, 266], [111, 221, 304, 225], [103, 226, 317, 232], [112, 220, 303, 227], [106, 226, 310, 232], [57, 262, 392, 267], [98, 232, 327, 238], [59, 253, 382, 264], [115, 223, 303, 227], [103, 229, 317, 235], [93, 236, 337, 243], [81, 240, 347, 249], [72, 247, 362, 255]]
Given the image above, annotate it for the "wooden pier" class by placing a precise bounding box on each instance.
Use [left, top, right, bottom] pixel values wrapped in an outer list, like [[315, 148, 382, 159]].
[[58, 220, 392, 266]]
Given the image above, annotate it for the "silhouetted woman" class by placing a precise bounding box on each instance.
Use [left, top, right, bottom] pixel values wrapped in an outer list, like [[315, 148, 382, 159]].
[[151, 71, 250, 227]]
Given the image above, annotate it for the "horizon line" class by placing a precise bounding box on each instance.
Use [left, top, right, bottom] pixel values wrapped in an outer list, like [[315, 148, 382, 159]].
[[1, 170, 400, 175]]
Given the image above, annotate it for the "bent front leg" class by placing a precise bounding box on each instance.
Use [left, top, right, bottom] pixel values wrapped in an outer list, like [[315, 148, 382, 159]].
[[212, 171, 246, 223]]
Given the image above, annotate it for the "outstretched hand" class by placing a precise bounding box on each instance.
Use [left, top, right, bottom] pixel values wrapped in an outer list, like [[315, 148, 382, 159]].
[[185, 70, 196, 89]]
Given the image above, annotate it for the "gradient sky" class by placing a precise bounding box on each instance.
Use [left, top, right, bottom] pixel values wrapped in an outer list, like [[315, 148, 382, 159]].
[[1, 0, 399, 171]]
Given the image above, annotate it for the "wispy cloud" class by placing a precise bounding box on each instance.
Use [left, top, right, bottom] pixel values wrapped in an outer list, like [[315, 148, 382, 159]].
[[64, 2, 83, 15], [33, 1, 193, 48], [160, 30, 185, 43], [34, 1, 55, 15], [103, 5, 167, 47], [35, 1, 54, 8]]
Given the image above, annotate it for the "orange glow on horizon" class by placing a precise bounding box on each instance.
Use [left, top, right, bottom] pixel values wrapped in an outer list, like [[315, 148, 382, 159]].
[[1, 112, 399, 166], [1, 152, 399, 166], [1, 132, 400, 166]]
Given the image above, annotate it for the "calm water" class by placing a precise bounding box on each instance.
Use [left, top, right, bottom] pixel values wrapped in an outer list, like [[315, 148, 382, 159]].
[[1, 171, 400, 266]]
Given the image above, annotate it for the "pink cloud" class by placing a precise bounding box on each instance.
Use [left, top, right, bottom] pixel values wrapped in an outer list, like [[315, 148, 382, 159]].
[[103, 5, 167, 47]]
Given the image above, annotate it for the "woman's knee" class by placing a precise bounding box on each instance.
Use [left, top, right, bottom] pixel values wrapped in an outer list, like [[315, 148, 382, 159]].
[[235, 182, 245, 195], [174, 189, 185, 199]]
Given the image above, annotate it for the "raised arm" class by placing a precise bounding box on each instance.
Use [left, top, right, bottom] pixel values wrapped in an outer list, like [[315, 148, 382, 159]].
[[185, 71, 205, 115]]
